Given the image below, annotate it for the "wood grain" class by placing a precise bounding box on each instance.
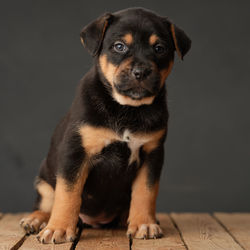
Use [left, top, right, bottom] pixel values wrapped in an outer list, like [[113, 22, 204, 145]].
[[0, 213, 28, 250], [171, 213, 242, 250], [76, 227, 129, 250], [133, 213, 186, 250], [19, 235, 74, 250], [1, 213, 248, 249], [214, 213, 250, 250]]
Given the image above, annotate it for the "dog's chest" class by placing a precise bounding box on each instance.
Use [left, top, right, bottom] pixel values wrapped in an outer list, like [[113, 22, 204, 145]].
[[79, 126, 152, 164], [122, 129, 150, 164]]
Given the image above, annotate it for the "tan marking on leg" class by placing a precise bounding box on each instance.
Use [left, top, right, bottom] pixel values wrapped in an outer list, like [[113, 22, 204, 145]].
[[49, 166, 88, 228], [128, 166, 159, 223], [127, 164, 162, 239], [149, 34, 159, 45], [38, 164, 89, 243], [127, 130, 165, 238], [36, 180, 54, 213], [122, 33, 133, 45], [160, 60, 174, 87], [79, 125, 119, 155]]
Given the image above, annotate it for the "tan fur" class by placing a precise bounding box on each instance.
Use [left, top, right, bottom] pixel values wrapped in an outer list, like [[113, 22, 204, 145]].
[[113, 91, 155, 106], [127, 129, 165, 238], [99, 54, 117, 86], [39, 165, 89, 239], [99, 55, 156, 106], [122, 33, 133, 44], [79, 124, 165, 162], [114, 57, 133, 80], [128, 164, 159, 226], [159, 60, 174, 87], [170, 24, 182, 59], [149, 34, 159, 45], [79, 125, 119, 155], [80, 37, 85, 46], [142, 129, 166, 153], [36, 179, 55, 213], [123, 129, 165, 163]]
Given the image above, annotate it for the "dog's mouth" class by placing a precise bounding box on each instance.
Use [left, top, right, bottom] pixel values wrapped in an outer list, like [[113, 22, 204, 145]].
[[114, 85, 153, 100]]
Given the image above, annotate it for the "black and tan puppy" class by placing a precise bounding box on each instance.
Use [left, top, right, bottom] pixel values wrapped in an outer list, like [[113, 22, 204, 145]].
[[20, 7, 191, 243]]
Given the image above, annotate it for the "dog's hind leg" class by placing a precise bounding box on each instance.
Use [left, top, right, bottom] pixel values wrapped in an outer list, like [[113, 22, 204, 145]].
[[20, 177, 54, 234]]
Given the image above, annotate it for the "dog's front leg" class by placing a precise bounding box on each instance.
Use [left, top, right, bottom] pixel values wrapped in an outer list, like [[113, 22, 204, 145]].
[[127, 140, 165, 239], [37, 172, 87, 244], [37, 133, 88, 244]]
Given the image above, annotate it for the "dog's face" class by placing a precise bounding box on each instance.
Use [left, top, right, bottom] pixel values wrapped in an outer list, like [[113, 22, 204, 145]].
[[81, 8, 191, 106]]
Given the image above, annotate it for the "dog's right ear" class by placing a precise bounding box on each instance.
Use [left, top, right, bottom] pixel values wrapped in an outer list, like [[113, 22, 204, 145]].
[[80, 13, 114, 57]]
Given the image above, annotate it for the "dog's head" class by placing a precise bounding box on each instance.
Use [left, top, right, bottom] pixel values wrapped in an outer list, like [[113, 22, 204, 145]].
[[80, 8, 191, 106]]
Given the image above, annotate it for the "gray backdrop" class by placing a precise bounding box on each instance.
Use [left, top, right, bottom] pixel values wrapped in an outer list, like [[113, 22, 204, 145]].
[[0, 0, 249, 213]]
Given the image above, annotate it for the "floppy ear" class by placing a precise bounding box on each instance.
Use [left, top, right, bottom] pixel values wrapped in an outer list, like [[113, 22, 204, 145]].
[[170, 23, 191, 60], [80, 13, 113, 56]]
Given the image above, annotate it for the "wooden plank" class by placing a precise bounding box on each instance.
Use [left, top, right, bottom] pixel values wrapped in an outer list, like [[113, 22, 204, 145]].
[[133, 213, 186, 250], [171, 213, 242, 250], [19, 235, 74, 250], [214, 213, 250, 250], [76, 226, 129, 250], [0, 213, 28, 250]]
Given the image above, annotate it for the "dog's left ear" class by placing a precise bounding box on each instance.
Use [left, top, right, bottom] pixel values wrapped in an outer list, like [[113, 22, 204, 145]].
[[170, 23, 191, 60], [80, 13, 114, 56]]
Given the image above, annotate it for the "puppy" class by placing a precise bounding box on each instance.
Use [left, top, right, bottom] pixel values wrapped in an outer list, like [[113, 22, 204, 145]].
[[20, 7, 191, 244]]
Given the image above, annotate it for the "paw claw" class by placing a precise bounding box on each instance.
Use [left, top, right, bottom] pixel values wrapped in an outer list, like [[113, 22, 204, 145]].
[[38, 226, 76, 244], [127, 223, 163, 240]]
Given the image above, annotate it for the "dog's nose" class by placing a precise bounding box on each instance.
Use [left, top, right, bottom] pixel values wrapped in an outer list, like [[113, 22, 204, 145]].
[[132, 67, 152, 80]]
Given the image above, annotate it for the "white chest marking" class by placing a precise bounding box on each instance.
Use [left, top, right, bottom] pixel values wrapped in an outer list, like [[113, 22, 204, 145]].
[[122, 129, 151, 164]]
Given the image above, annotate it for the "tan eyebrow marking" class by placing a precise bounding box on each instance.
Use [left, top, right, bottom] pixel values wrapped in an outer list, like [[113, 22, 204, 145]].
[[122, 33, 133, 45], [149, 34, 159, 45]]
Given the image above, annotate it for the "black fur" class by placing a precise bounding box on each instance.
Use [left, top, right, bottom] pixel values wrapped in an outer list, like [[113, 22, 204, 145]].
[[34, 7, 191, 224]]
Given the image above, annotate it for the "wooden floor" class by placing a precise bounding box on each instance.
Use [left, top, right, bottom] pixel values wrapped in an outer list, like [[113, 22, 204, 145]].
[[0, 213, 249, 250]]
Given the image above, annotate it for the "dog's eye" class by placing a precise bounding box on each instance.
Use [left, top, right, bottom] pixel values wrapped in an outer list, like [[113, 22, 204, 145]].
[[154, 44, 166, 55], [113, 41, 128, 53]]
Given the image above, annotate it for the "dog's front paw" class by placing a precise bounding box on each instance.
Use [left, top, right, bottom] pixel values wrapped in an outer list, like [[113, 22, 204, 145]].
[[37, 225, 76, 244], [127, 223, 163, 239]]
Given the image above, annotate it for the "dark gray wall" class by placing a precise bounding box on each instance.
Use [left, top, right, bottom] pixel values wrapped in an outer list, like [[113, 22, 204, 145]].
[[0, 0, 249, 213]]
